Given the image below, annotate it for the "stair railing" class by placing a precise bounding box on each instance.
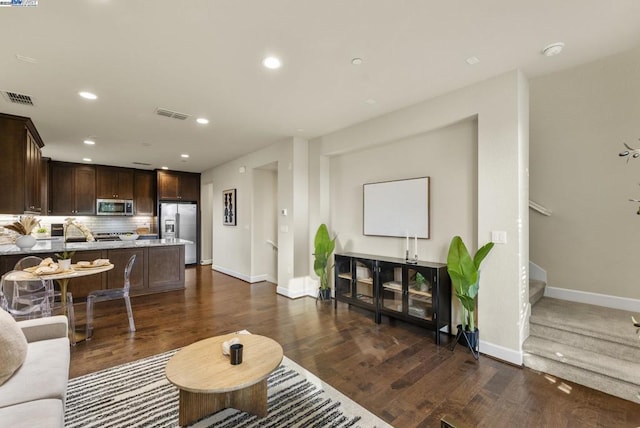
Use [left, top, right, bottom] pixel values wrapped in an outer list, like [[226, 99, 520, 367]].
[[529, 200, 552, 216]]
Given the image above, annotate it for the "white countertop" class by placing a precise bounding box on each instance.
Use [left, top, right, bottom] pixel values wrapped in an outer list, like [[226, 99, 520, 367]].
[[0, 238, 192, 256]]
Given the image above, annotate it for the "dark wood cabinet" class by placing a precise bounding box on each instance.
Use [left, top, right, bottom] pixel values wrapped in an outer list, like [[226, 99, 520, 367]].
[[50, 162, 96, 215], [96, 166, 134, 199], [25, 128, 42, 212], [106, 248, 145, 292], [148, 245, 185, 290], [157, 170, 200, 202], [134, 170, 155, 216], [0, 113, 45, 214], [68, 250, 106, 299], [335, 252, 451, 344], [0, 244, 186, 300], [334, 254, 377, 316]]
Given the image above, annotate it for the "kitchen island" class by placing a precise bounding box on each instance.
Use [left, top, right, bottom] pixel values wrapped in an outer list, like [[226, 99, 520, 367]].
[[0, 238, 189, 298]]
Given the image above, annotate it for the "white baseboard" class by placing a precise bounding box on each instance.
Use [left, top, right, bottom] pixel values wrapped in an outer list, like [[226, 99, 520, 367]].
[[249, 274, 268, 283], [479, 339, 523, 366], [265, 275, 277, 284], [277, 276, 319, 299], [276, 286, 311, 299], [211, 265, 250, 283], [211, 265, 274, 284], [200, 259, 213, 265], [545, 286, 640, 313]]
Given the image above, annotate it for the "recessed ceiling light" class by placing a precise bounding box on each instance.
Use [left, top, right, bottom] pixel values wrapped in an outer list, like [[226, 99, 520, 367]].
[[365, 99, 376, 105], [83, 158, 92, 162], [83, 139, 95, 145], [181, 154, 189, 158], [161, 166, 169, 170], [351, 58, 363, 65], [79, 91, 98, 100], [262, 56, 282, 69], [465, 56, 480, 65], [542, 42, 564, 57], [196, 118, 209, 125]]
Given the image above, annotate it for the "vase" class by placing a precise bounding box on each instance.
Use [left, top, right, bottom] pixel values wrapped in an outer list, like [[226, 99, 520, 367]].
[[318, 288, 331, 301], [15, 235, 36, 249], [57, 258, 72, 271]]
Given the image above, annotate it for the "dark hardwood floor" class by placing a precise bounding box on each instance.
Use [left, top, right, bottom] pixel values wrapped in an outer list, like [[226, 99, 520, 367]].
[[69, 266, 640, 427]]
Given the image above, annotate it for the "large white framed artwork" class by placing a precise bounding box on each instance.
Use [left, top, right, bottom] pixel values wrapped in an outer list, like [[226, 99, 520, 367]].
[[363, 177, 430, 238]]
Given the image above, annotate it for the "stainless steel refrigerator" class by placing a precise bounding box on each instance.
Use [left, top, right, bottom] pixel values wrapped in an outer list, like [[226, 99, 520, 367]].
[[160, 202, 198, 264]]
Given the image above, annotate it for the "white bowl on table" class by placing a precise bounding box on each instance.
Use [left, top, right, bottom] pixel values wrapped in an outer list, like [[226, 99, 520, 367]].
[[118, 233, 139, 241]]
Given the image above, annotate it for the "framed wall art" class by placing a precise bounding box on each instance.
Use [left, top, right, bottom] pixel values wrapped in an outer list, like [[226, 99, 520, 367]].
[[363, 176, 430, 238], [223, 188, 237, 226]]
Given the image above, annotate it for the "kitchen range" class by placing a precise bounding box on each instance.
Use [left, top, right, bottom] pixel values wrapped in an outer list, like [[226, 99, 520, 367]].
[[93, 232, 159, 242]]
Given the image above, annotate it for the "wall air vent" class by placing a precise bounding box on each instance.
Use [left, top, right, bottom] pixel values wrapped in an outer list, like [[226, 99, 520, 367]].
[[155, 107, 190, 120], [1, 91, 34, 106]]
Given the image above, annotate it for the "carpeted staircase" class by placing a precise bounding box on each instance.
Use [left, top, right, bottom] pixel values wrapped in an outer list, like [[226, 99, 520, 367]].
[[523, 287, 640, 404]]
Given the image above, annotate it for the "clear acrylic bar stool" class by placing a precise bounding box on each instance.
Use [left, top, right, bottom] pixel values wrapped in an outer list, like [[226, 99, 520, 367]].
[[86, 254, 136, 340]]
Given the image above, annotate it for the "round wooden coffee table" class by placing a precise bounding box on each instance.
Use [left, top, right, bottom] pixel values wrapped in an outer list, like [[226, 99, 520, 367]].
[[165, 333, 283, 426]]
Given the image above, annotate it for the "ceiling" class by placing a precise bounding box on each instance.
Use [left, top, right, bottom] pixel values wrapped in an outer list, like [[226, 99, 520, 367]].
[[1, 1, 640, 173]]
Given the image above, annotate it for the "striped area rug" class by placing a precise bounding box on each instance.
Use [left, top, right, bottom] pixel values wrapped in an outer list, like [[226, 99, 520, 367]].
[[65, 350, 392, 428]]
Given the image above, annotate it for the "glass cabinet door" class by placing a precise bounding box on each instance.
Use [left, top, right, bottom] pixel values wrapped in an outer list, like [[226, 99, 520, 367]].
[[379, 262, 403, 314], [353, 258, 375, 306], [334, 255, 353, 301], [407, 267, 434, 321]]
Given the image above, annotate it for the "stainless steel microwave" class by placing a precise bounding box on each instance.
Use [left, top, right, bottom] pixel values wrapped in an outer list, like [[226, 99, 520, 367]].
[[96, 199, 134, 216]]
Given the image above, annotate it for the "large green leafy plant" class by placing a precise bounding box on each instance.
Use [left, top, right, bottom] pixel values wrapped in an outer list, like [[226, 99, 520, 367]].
[[313, 224, 336, 291], [446, 236, 494, 331]]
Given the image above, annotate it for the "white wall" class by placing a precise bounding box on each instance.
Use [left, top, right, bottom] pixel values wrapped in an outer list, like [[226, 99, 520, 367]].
[[206, 70, 529, 364], [204, 137, 313, 294], [311, 70, 529, 364], [200, 182, 213, 264], [329, 119, 477, 261], [530, 44, 640, 306]]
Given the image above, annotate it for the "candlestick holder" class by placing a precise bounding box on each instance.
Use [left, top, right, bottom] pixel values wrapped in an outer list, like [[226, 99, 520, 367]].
[[406, 251, 418, 264]]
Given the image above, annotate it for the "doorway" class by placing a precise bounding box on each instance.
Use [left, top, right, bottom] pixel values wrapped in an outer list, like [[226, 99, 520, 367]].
[[252, 162, 278, 284]]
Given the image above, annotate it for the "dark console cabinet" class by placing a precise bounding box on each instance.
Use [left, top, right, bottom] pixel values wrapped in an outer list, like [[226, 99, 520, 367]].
[[334, 252, 451, 344]]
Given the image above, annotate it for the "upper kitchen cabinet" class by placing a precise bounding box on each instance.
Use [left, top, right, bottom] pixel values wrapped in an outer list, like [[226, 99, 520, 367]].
[[96, 166, 134, 199], [49, 162, 96, 215], [157, 170, 200, 202], [134, 169, 155, 216], [0, 113, 45, 214]]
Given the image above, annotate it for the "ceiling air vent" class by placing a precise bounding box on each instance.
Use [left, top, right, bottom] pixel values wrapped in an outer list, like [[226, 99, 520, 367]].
[[132, 161, 152, 166], [2, 91, 34, 106], [155, 107, 190, 121]]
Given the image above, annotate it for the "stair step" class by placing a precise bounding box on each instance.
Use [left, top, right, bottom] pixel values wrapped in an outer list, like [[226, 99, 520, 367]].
[[524, 336, 640, 386], [524, 337, 640, 404], [524, 297, 640, 403], [529, 323, 640, 363], [530, 297, 640, 349], [529, 279, 545, 305]]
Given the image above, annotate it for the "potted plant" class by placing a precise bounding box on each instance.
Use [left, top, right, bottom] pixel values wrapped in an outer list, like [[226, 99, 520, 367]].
[[446, 235, 494, 359], [414, 272, 428, 292], [35, 227, 48, 239], [55, 250, 75, 271], [313, 223, 336, 301], [4, 215, 40, 249]]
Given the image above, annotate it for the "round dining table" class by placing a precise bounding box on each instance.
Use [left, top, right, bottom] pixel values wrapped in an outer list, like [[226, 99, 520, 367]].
[[5, 263, 114, 342]]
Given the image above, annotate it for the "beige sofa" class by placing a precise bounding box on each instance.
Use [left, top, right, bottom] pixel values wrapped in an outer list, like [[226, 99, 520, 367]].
[[0, 316, 70, 428]]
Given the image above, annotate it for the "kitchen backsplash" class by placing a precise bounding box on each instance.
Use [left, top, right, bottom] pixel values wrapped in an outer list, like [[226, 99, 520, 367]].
[[0, 214, 156, 238]]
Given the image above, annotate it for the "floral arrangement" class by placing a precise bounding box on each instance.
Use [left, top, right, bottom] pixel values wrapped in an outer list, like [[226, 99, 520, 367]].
[[3, 215, 40, 236]]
